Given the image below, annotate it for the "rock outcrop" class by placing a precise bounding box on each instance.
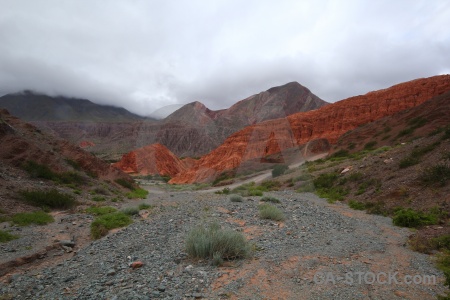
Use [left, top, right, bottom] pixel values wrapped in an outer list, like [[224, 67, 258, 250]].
[[113, 144, 186, 177], [170, 75, 450, 183]]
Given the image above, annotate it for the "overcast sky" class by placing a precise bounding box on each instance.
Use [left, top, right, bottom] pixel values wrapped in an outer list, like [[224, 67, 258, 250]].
[[1, 0, 449, 117]]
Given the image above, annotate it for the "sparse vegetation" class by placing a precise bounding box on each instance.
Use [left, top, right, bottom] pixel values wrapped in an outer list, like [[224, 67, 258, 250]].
[[348, 200, 366, 210], [126, 188, 149, 199], [215, 187, 230, 195], [392, 208, 439, 228], [400, 142, 441, 169], [20, 189, 76, 209], [229, 194, 243, 202], [85, 206, 117, 216], [138, 203, 152, 210], [91, 196, 106, 202], [364, 141, 377, 150], [115, 178, 135, 190], [258, 203, 285, 221], [212, 170, 236, 186], [12, 211, 54, 226], [90, 212, 133, 239], [185, 222, 252, 265], [0, 230, 19, 243], [272, 164, 289, 177], [232, 182, 264, 196], [420, 163, 450, 186], [121, 207, 140, 216], [22, 161, 56, 180], [260, 196, 281, 203]]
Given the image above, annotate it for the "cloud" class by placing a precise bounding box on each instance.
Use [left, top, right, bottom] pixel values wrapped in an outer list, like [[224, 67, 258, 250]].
[[0, 0, 449, 115]]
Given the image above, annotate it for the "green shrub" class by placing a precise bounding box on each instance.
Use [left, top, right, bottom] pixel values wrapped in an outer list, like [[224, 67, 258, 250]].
[[272, 164, 289, 177], [121, 207, 140, 216], [348, 200, 366, 210], [431, 235, 450, 251], [85, 206, 117, 216], [185, 222, 251, 263], [259, 180, 281, 191], [316, 186, 349, 202], [313, 173, 338, 189], [138, 203, 152, 210], [115, 178, 135, 190], [22, 161, 56, 180], [91, 196, 106, 202], [258, 204, 285, 221], [0, 230, 19, 243], [420, 164, 450, 186], [364, 141, 377, 150], [260, 196, 281, 203], [126, 188, 149, 199], [393, 208, 439, 228], [229, 195, 243, 202], [232, 182, 265, 197], [12, 211, 54, 226], [90, 212, 133, 239], [408, 117, 427, 129], [20, 189, 76, 209], [212, 171, 235, 186]]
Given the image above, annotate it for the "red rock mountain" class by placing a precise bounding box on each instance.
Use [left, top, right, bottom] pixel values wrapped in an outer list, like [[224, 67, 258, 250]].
[[170, 75, 450, 183], [0, 82, 327, 159], [112, 144, 186, 177]]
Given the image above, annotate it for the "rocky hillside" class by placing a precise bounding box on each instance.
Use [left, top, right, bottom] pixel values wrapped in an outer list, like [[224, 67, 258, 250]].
[[0, 82, 327, 159], [112, 143, 187, 177], [0, 108, 136, 215], [170, 75, 450, 183]]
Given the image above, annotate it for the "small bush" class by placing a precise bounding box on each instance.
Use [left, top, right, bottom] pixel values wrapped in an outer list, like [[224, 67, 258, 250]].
[[348, 172, 364, 182], [56, 172, 85, 185], [420, 164, 450, 186], [185, 222, 251, 262], [260, 196, 281, 203], [0, 230, 19, 243], [229, 195, 243, 202], [259, 180, 281, 191], [272, 164, 289, 178], [85, 206, 117, 216], [90, 212, 133, 239], [258, 204, 285, 221], [22, 161, 56, 180], [232, 182, 265, 197], [126, 188, 149, 199], [399, 156, 420, 168], [313, 173, 338, 189], [12, 211, 54, 226], [138, 203, 152, 210], [121, 207, 140, 216], [65, 158, 81, 170], [92, 196, 106, 202], [316, 186, 349, 202], [393, 208, 439, 228], [115, 178, 135, 190], [331, 149, 350, 158], [20, 189, 76, 209], [348, 200, 366, 210], [364, 141, 377, 150]]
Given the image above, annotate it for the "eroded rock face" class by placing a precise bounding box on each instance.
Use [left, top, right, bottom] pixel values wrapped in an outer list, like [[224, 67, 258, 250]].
[[170, 75, 450, 183], [113, 143, 186, 177]]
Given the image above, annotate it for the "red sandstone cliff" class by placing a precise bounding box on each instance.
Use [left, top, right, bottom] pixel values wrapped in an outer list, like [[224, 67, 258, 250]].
[[113, 143, 186, 177], [170, 75, 450, 183]]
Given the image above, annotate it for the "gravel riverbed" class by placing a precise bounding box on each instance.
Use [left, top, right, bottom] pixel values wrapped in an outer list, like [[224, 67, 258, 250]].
[[0, 191, 447, 299]]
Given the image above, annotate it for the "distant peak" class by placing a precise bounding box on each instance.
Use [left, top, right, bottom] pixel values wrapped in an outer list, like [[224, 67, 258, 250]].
[[267, 81, 307, 94]]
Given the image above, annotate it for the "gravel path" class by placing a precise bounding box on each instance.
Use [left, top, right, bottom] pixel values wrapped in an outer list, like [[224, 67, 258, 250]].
[[0, 191, 447, 299]]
